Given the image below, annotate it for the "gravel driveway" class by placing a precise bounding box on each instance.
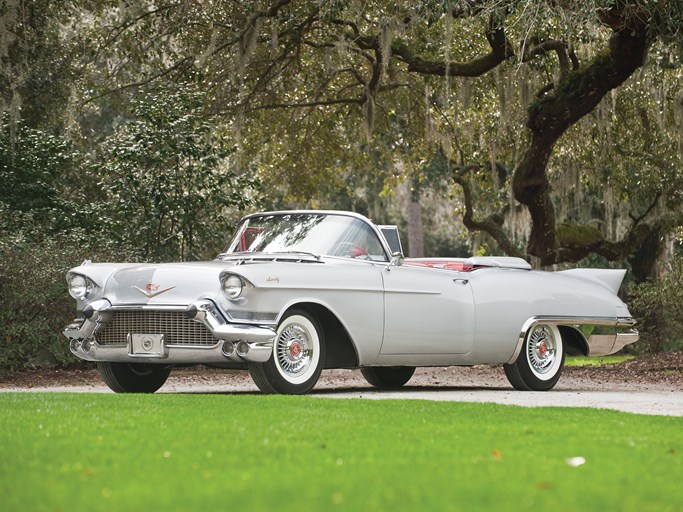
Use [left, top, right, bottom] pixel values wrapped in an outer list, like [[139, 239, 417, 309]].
[[2, 354, 682, 417]]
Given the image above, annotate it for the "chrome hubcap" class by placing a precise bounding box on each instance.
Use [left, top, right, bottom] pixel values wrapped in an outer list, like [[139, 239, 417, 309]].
[[527, 325, 556, 375], [276, 324, 312, 377]]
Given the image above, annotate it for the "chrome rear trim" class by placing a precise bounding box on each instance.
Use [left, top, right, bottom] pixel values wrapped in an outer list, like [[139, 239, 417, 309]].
[[508, 316, 639, 364]]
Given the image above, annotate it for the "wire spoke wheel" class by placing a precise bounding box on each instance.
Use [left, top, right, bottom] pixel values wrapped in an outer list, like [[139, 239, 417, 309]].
[[276, 324, 313, 378], [527, 325, 558, 376], [249, 309, 325, 394], [504, 324, 565, 391]]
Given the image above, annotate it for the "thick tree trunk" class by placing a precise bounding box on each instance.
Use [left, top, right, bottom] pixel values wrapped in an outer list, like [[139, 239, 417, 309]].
[[407, 195, 424, 258], [512, 136, 556, 259], [629, 228, 667, 282], [513, 28, 649, 264]]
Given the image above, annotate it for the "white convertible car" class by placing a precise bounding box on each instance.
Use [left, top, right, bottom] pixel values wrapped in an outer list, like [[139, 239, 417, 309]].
[[64, 210, 638, 394]]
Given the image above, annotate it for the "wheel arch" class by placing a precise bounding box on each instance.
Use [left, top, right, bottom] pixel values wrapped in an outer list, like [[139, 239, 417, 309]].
[[558, 325, 589, 356], [509, 317, 591, 364], [281, 302, 359, 369]]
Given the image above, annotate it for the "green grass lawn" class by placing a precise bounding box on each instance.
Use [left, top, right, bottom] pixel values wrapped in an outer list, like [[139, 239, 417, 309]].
[[1, 393, 681, 512], [566, 355, 636, 367]]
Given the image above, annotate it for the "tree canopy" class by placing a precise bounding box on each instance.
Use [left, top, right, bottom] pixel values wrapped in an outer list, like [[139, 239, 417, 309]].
[[58, 1, 679, 271], [2, 0, 683, 275]]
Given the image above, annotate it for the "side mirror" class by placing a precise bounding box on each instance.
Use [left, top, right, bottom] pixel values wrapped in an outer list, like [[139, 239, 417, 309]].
[[386, 252, 404, 270]]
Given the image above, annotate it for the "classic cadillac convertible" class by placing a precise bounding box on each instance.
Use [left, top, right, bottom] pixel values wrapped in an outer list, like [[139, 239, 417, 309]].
[[64, 210, 638, 394]]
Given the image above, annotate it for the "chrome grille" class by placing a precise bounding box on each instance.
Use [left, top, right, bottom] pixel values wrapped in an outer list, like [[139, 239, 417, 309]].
[[95, 310, 219, 346]]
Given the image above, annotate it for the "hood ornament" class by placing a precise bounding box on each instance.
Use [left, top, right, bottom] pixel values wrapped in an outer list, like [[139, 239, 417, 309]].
[[133, 283, 176, 298]]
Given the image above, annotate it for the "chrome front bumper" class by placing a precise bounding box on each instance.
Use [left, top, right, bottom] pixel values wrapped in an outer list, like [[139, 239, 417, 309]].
[[63, 299, 275, 364]]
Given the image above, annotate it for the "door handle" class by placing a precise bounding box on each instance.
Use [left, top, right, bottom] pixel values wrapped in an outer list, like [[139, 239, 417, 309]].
[[453, 278, 469, 285]]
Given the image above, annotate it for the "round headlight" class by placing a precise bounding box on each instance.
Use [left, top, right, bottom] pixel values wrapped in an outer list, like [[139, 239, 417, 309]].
[[222, 275, 244, 299], [68, 274, 91, 300]]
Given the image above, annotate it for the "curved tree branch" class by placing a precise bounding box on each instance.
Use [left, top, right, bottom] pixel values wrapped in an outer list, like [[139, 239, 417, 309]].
[[392, 16, 514, 77], [208, 0, 296, 58], [244, 96, 365, 111], [451, 166, 524, 258], [521, 39, 579, 79]]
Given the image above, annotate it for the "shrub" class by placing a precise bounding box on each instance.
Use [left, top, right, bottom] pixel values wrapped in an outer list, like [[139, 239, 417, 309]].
[[0, 218, 139, 377], [0, 85, 256, 375], [628, 256, 683, 352], [97, 84, 258, 262]]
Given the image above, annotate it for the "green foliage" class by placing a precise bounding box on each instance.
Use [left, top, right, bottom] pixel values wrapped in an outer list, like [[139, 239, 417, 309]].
[[0, 0, 78, 128], [0, 220, 137, 376], [628, 256, 683, 352], [0, 82, 261, 374], [0, 119, 71, 222], [1, 394, 682, 511], [0, 118, 112, 374], [97, 84, 259, 261]]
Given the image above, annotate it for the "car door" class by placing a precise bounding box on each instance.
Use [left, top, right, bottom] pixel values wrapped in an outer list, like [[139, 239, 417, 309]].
[[380, 265, 475, 355]]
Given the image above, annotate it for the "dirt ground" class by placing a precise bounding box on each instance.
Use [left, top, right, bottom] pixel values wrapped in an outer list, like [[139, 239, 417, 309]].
[[2, 351, 682, 393]]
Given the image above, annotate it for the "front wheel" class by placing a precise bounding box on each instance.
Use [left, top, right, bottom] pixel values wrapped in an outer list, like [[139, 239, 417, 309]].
[[504, 324, 565, 391], [249, 309, 325, 394], [361, 366, 416, 388], [97, 362, 171, 393]]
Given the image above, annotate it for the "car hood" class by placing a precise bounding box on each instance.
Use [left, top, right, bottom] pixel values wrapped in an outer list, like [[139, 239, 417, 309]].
[[71, 261, 236, 306], [70, 254, 334, 307]]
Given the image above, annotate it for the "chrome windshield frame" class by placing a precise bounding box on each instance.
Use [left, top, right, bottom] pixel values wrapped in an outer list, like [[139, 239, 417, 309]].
[[222, 210, 392, 262]]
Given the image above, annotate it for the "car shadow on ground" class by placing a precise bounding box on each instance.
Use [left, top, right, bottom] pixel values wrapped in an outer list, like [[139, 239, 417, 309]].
[[313, 385, 515, 395], [164, 384, 515, 395]]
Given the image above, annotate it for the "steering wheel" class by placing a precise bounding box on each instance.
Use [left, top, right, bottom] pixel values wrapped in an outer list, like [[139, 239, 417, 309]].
[[334, 242, 369, 259]]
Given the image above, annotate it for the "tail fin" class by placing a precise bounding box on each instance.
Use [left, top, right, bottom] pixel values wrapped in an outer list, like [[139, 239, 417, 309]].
[[558, 268, 626, 295]]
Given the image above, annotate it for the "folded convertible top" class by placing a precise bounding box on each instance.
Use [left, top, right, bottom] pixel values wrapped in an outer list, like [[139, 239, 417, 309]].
[[405, 256, 532, 271]]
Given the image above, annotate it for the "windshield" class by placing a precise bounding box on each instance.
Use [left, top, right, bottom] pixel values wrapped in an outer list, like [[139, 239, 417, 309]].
[[224, 213, 389, 262]]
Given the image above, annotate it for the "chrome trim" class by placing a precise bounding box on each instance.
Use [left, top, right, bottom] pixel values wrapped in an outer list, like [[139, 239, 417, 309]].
[[68, 338, 273, 364], [186, 299, 276, 345], [132, 285, 177, 299], [611, 329, 640, 354], [63, 298, 113, 340], [225, 210, 394, 262], [83, 298, 113, 320], [508, 316, 639, 364], [64, 299, 275, 364], [95, 309, 216, 346], [385, 252, 405, 271], [63, 318, 92, 340]]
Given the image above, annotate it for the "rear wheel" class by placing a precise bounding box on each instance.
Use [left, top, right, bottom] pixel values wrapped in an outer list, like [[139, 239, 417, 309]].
[[97, 362, 171, 393], [249, 309, 325, 394], [361, 366, 416, 388], [504, 324, 565, 391]]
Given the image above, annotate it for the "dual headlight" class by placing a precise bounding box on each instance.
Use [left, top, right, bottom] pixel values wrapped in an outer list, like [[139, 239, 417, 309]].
[[221, 274, 246, 300], [67, 273, 95, 300]]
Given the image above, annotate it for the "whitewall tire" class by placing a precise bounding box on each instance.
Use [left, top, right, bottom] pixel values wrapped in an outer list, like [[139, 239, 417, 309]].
[[504, 324, 565, 391], [249, 309, 325, 394]]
